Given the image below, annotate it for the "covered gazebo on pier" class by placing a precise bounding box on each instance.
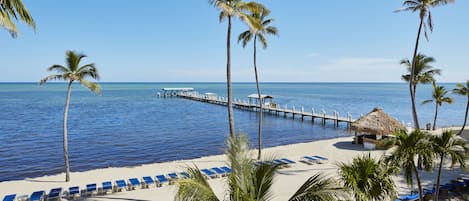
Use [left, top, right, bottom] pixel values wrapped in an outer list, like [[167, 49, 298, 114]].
[[351, 107, 405, 149]]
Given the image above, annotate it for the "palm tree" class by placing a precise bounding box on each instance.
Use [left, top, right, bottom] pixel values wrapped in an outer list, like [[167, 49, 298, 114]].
[[39, 50, 100, 182], [208, 0, 260, 138], [339, 153, 398, 201], [401, 53, 441, 101], [238, 5, 278, 160], [385, 129, 434, 201], [453, 81, 469, 135], [422, 81, 453, 130], [396, 0, 454, 129], [0, 0, 35, 37], [430, 130, 468, 201], [175, 133, 345, 201]]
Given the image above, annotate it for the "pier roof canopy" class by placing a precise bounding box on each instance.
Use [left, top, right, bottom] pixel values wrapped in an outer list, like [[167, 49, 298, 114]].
[[351, 107, 404, 135], [162, 88, 194, 91], [247, 94, 273, 99]]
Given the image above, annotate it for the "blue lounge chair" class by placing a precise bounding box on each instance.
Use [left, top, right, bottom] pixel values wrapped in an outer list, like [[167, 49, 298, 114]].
[[168, 173, 179, 180], [201, 169, 217, 178], [272, 159, 290, 168], [86, 183, 97, 196], [68, 186, 80, 199], [156, 175, 169, 186], [3, 194, 15, 201], [220, 166, 232, 174], [101, 181, 113, 194], [179, 172, 190, 179], [115, 180, 127, 191], [301, 156, 319, 164], [280, 158, 296, 164], [142, 176, 155, 188], [47, 188, 62, 200], [211, 167, 227, 176], [313, 155, 328, 161], [30, 190, 45, 201], [128, 178, 141, 190]]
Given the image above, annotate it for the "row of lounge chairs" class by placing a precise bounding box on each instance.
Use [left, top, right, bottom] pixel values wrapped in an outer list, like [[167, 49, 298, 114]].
[[395, 176, 469, 201], [1, 157, 307, 201], [300, 155, 329, 164]]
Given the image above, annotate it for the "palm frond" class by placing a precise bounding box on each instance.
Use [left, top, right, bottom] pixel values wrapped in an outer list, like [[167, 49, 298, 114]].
[[0, 0, 35, 37], [47, 65, 70, 73], [39, 74, 65, 85], [238, 30, 252, 48], [175, 166, 219, 201], [79, 80, 101, 94], [289, 173, 346, 201]]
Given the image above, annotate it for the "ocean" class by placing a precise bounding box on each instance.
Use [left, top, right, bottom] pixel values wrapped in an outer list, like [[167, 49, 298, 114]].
[[0, 82, 466, 181]]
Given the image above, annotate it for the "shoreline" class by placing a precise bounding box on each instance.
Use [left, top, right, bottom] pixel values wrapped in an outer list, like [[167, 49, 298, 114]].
[[1, 135, 466, 200]]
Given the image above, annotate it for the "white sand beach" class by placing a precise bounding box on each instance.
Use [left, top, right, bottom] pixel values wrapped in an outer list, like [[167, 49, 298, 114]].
[[0, 136, 466, 201]]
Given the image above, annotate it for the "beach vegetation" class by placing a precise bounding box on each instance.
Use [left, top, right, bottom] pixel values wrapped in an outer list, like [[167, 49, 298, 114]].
[[430, 130, 468, 201], [208, 0, 261, 138], [422, 81, 453, 130], [39, 50, 101, 182], [238, 4, 278, 160], [396, 0, 454, 130], [338, 153, 398, 201], [400, 53, 441, 128], [453, 81, 469, 135], [0, 0, 35, 37], [175, 133, 345, 201], [385, 129, 434, 201]]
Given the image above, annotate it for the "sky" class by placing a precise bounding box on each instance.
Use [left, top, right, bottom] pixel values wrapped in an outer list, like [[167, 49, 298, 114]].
[[0, 0, 468, 82]]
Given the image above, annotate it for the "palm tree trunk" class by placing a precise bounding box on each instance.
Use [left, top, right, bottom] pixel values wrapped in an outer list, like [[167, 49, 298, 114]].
[[434, 154, 445, 201], [226, 16, 235, 138], [458, 99, 469, 135], [433, 104, 439, 130], [253, 35, 263, 160], [413, 164, 424, 201], [63, 81, 73, 182], [410, 18, 424, 130]]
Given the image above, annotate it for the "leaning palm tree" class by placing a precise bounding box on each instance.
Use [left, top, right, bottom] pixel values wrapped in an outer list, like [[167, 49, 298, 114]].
[[430, 130, 468, 201], [385, 129, 434, 201], [453, 81, 469, 135], [396, 0, 454, 129], [422, 81, 453, 130], [0, 0, 35, 37], [339, 153, 398, 201], [238, 5, 278, 160], [401, 53, 441, 101], [208, 0, 260, 138], [40, 50, 100, 182], [175, 133, 345, 201]]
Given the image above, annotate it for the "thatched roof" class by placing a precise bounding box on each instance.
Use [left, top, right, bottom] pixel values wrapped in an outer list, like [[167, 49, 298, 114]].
[[351, 107, 405, 135]]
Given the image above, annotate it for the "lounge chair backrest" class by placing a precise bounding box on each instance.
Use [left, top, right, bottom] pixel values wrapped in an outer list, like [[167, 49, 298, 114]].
[[142, 176, 154, 184], [280, 158, 296, 164], [201, 169, 215, 176], [86, 184, 97, 191], [220, 166, 232, 173], [211, 167, 225, 174], [102, 181, 113, 190], [129, 178, 140, 186], [2, 194, 16, 201], [69, 187, 80, 195], [29, 191, 45, 201], [48, 188, 62, 197], [156, 175, 168, 182], [168, 173, 178, 179], [116, 180, 127, 188], [180, 172, 190, 178]]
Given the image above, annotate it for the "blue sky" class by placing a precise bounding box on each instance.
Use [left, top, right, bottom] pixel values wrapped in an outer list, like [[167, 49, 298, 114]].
[[1, 0, 468, 82]]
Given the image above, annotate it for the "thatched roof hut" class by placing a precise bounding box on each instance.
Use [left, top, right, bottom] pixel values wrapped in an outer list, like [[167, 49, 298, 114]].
[[351, 107, 405, 136]]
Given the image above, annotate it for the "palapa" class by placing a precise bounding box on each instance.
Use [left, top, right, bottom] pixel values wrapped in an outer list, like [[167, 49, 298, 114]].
[[351, 107, 405, 136]]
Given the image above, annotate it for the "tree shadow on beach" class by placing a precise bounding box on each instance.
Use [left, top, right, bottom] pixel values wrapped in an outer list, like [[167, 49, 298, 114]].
[[332, 141, 379, 151]]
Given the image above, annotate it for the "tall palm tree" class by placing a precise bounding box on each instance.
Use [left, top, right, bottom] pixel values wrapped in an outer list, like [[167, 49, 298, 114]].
[[422, 81, 453, 130], [0, 0, 35, 37], [339, 153, 398, 201], [401, 53, 441, 100], [430, 130, 468, 201], [175, 133, 345, 201], [40, 50, 100, 182], [453, 81, 469, 135], [238, 5, 278, 160], [385, 129, 434, 201], [208, 0, 260, 138], [396, 0, 454, 129]]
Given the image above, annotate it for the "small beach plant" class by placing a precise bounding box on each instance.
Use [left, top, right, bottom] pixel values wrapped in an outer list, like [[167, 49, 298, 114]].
[[395, 0, 454, 130], [338, 153, 398, 201], [385, 129, 434, 201], [208, 0, 261, 138], [453, 81, 469, 135], [238, 4, 278, 160], [422, 81, 453, 130], [430, 130, 468, 201], [0, 0, 35, 37], [40, 50, 101, 182], [175, 133, 345, 201]]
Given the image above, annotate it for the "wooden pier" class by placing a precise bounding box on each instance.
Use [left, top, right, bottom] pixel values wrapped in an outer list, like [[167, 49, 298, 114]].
[[173, 92, 354, 128]]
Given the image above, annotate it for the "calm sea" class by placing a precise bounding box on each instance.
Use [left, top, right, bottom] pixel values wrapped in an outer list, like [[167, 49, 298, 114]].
[[0, 82, 466, 181]]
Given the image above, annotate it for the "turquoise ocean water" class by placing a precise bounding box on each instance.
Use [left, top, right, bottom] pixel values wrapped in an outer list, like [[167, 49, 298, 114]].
[[0, 82, 466, 181]]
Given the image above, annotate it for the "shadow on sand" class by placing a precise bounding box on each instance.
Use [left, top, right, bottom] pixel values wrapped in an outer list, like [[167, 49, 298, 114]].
[[332, 141, 380, 152]]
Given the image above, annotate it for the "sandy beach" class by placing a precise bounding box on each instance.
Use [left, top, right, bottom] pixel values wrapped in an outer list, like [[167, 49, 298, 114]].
[[1, 135, 466, 201]]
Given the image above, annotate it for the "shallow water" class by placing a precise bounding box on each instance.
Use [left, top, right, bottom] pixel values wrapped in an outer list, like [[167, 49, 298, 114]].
[[0, 82, 465, 181]]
